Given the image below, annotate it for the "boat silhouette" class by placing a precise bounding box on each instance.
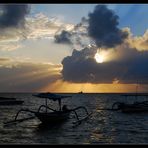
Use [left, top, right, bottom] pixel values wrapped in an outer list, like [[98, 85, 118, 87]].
[[0, 97, 24, 105], [4, 93, 91, 127]]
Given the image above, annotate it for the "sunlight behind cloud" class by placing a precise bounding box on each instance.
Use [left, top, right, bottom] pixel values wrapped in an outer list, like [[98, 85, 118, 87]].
[[94, 52, 104, 63], [94, 48, 116, 63]]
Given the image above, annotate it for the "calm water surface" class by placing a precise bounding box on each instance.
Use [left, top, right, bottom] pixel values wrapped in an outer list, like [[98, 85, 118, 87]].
[[0, 93, 148, 144]]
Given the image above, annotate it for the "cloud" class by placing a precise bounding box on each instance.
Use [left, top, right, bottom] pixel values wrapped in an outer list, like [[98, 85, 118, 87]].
[[0, 4, 30, 28], [25, 13, 64, 40], [54, 30, 72, 44], [0, 57, 10, 62], [0, 42, 22, 51], [0, 60, 62, 92], [0, 13, 62, 42], [61, 43, 148, 84], [59, 6, 148, 85], [53, 21, 92, 51], [54, 5, 128, 49], [88, 5, 128, 48], [0, 12, 74, 51], [0, 4, 29, 51], [54, 18, 89, 48], [0, 57, 13, 67], [126, 28, 148, 51]]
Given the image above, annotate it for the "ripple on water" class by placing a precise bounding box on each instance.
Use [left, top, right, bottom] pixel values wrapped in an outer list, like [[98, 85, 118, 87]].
[[0, 93, 148, 144]]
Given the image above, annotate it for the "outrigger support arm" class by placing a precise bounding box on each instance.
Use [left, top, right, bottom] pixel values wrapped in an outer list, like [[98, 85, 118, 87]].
[[69, 106, 91, 125], [15, 109, 36, 121], [71, 106, 89, 115], [3, 109, 37, 126]]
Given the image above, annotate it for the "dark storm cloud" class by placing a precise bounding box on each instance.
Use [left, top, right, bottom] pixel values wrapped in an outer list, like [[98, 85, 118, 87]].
[[60, 5, 148, 84], [0, 4, 30, 28], [54, 27, 89, 49], [61, 45, 148, 84], [54, 30, 72, 44], [54, 5, 128, 48], [88, 5, 128, 48]]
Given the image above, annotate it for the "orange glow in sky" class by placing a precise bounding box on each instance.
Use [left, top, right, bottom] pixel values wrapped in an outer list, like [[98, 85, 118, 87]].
[[40, 80, 147, 93]]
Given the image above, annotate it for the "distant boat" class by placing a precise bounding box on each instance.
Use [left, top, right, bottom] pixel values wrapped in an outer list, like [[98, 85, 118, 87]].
[[112, 94, 148, 113], [0, 97, 24, 105], [78, 91, 83, 94], [0, 97, 16, 100]]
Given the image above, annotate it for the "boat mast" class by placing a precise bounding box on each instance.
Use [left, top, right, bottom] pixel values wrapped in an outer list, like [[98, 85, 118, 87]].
[[135, 80, 139, 101], [58, 98, 62, 111], [45, 98, 47, 113]]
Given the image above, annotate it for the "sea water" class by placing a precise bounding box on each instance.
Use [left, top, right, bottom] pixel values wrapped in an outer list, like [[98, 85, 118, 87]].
[[0, 93, 148, 144]]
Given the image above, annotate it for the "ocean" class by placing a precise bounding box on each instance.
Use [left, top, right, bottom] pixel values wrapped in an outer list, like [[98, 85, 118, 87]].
[[0, 93, 148, 144]]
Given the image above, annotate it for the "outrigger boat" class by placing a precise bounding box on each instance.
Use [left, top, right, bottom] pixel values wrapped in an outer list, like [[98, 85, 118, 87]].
[[33, 93, 74, 125], [4, 93, 91, 126], [112, 94, 148, 113], [0, 97, 24, 105]]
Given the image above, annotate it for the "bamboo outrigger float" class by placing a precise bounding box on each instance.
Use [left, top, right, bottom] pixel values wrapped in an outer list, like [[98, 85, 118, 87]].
[[4, 93, 92, 126]]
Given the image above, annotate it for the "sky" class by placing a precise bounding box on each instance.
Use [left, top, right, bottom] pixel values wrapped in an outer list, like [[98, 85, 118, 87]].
[[0, 4, 148, 93]]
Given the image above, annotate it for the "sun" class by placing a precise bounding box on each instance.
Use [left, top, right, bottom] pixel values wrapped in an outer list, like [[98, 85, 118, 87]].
[[94, 52, 104, 63]]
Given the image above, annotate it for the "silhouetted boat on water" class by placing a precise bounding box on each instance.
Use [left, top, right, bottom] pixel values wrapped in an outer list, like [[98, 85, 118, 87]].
[[78, 91, 83, 94], [33, 93, 72, 125], [0, 97, 24, 105], [4, 93, 91, 126], [112, 94, 148, 113]]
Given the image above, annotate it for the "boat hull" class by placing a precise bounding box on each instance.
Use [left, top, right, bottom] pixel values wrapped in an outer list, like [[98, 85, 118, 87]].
[[35, 111, 70, 125], [121, 104, 148, 113], [0, 100, 24, 105]]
